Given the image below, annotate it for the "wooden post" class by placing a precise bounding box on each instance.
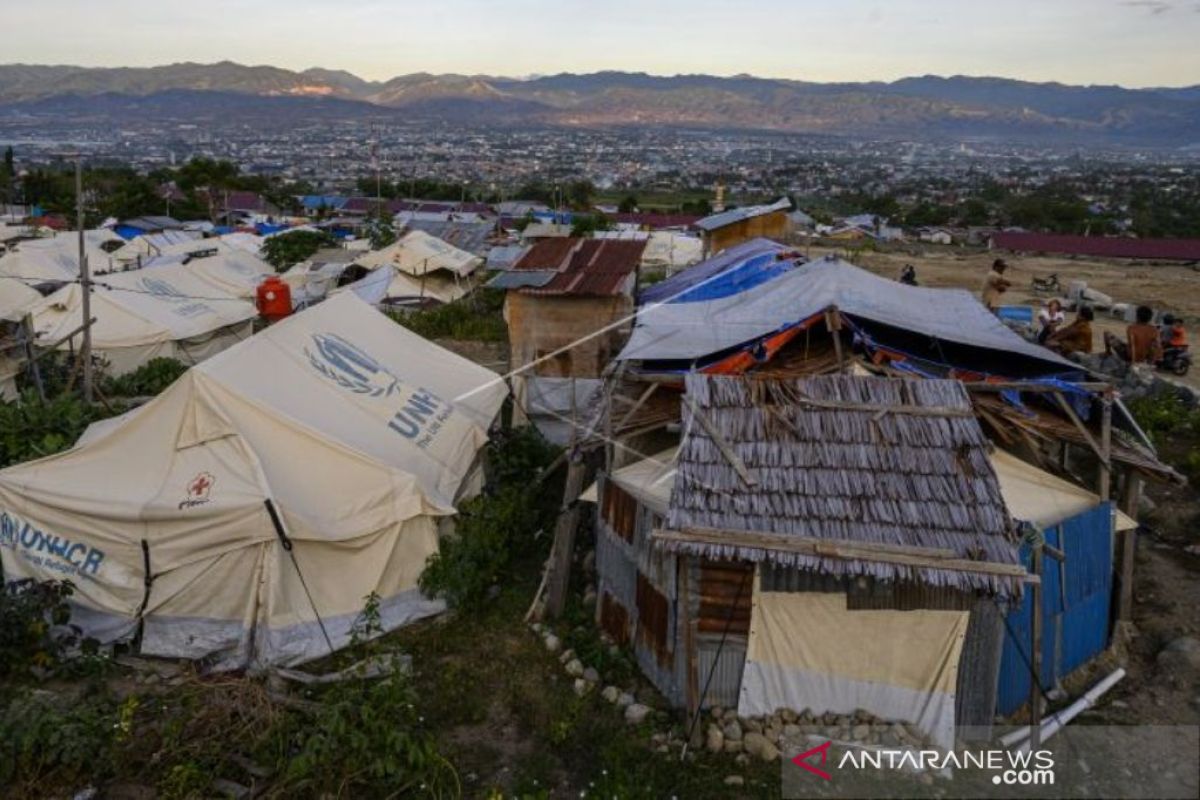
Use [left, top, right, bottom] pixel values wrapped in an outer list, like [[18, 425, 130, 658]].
[[21, 314, 45, 402], [545, 450, 587, 618], [1099, 394, 1113, 502], [1029, 541, 1044, 749], [1116, 472, 1142, 620], [826, 306, 846, 373], [678, 554, 702, 749]]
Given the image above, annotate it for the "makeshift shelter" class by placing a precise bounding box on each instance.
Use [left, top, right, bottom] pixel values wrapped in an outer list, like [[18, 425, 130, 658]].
[[621, 254, 1076, 378], [29, 264, 257, 375], [0, 293, 507, 668], [356, 230, 482, 306], [592, 374, 1027, 749], [490, 237, 645, 436], [695, 198, 791, 255]]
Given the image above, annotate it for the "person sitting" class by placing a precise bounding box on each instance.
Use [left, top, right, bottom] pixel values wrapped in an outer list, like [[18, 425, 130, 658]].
[[1036, 299, 1066, 344], [1105, 305, 1162, 364], [980, 258, 1011, 311], [1046, 306, 1094, 356], [899, 264, 918, 286], [1163, 315, 1188, 355]]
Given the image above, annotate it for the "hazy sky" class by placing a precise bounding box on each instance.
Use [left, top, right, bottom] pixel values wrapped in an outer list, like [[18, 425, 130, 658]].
[[6, 0, 1200, 87]]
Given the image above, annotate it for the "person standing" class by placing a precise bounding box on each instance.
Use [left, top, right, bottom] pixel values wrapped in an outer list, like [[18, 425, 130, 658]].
[[981, 258, 1012, 311]]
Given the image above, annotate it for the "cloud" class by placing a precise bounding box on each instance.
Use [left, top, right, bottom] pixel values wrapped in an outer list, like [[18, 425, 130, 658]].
[[1120, 0, 1173, 13]]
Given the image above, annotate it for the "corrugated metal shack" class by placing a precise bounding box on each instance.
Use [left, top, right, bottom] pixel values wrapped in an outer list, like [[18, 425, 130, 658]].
[[594, 373, 1030, 749]]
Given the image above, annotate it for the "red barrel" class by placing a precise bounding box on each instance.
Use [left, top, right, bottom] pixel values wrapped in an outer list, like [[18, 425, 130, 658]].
[[256, 275, 293, 322]]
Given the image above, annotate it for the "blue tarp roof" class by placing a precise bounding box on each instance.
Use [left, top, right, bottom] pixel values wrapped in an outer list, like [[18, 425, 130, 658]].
[[300, 195, 349, 211], [639, 238, 795, 304]]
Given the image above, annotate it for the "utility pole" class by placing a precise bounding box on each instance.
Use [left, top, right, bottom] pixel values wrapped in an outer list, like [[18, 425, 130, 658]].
[[75, 156, 93, 403]]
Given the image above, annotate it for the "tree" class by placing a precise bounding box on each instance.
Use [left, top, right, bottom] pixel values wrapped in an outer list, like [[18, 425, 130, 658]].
[[260, 230, 336, 271], [566, 180, 596, 211], [366, 209, 397, 250], [617, 195, 639, 214], [570, 213, 613, 237]]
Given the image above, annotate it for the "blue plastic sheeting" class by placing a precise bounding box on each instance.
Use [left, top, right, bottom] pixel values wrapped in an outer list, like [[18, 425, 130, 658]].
[[997, 305, 1034, 326], [639, 238, 791, 304], [255, 223, 288, 236], [995, 503, 1114, 716], [113, 225, 142, 240]]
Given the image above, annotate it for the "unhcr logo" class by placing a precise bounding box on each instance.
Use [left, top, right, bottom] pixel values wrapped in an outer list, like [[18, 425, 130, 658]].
[[305, 333, 454, 446], [306, 333, 401, 398], [139, 276, 188, 301], [0, 511, 105, 579]]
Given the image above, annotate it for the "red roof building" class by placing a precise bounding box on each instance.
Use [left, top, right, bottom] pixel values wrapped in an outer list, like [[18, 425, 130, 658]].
[[504, 238, 647, 381], [991, 232, 1200, 262]]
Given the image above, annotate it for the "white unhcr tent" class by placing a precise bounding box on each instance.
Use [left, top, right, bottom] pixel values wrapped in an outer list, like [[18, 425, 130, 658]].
[[29, 263, 257, 375], [0, 293, 507, 668], [357, 230, 482, 305], [0, 230, 124, 284]]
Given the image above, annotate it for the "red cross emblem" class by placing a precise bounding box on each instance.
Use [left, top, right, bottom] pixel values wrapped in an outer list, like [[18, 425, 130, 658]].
[[187, 472, 215, 500]]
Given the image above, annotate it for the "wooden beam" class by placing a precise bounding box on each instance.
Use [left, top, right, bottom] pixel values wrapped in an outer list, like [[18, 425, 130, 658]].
[[1053, 392, 1111, 469], [1116, 473, 1141, 621], [1099, 395, 1113, 502], [684, 397, 758, 488], [652, 527, 1036, 581], [965, 381, 1112, 393], [614, 382, 659, 432]]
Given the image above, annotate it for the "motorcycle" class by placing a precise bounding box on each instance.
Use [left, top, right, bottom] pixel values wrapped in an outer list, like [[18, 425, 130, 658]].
[[1030, 273, 1061, 294], [1157, 347, 1192, 376]]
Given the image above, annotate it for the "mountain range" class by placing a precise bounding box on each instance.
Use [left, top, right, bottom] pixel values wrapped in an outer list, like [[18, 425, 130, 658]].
[[2, 61, 1199, 147]]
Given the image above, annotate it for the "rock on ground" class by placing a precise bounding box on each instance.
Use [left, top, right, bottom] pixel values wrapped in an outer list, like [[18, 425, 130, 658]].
[[625, 703, 651, 725]]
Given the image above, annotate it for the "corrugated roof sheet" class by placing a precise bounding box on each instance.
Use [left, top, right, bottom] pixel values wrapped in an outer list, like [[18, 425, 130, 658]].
[[992, 232, 1200, 262], [694, 198, 791, 232], [400, 219, 495, 256], [663, 374, 1022, 598], [509, 238, 645, 297]]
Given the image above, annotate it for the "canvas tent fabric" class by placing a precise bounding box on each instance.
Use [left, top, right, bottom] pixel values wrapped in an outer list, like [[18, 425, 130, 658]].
[[29, 264, 257, 375], [621, 255, 1075, 374], [168, 249, 273, 299], [358, 230, 482, 278], [992, 449, 1136, 531], [0, 230, 124, 284], [0, 277, 41, 322], [0, 293, 507, 668], [740, 580, 969, 750]]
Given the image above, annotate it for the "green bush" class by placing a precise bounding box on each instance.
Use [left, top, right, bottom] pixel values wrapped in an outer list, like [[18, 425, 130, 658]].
[[0, 390, 103, 468], [260, 229, 337, 271], [0, 579, 76, 675], [392, 289, 508, 342], [271, 672, 458, 797], [1128, 391, 1200, 483], [101, 357, 188, 397], [420, 428, 561, 610], [0, 691, 121, 789]]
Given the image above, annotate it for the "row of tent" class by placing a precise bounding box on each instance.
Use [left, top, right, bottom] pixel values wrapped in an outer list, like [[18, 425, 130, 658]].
[[0, 293, 507, 668]]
